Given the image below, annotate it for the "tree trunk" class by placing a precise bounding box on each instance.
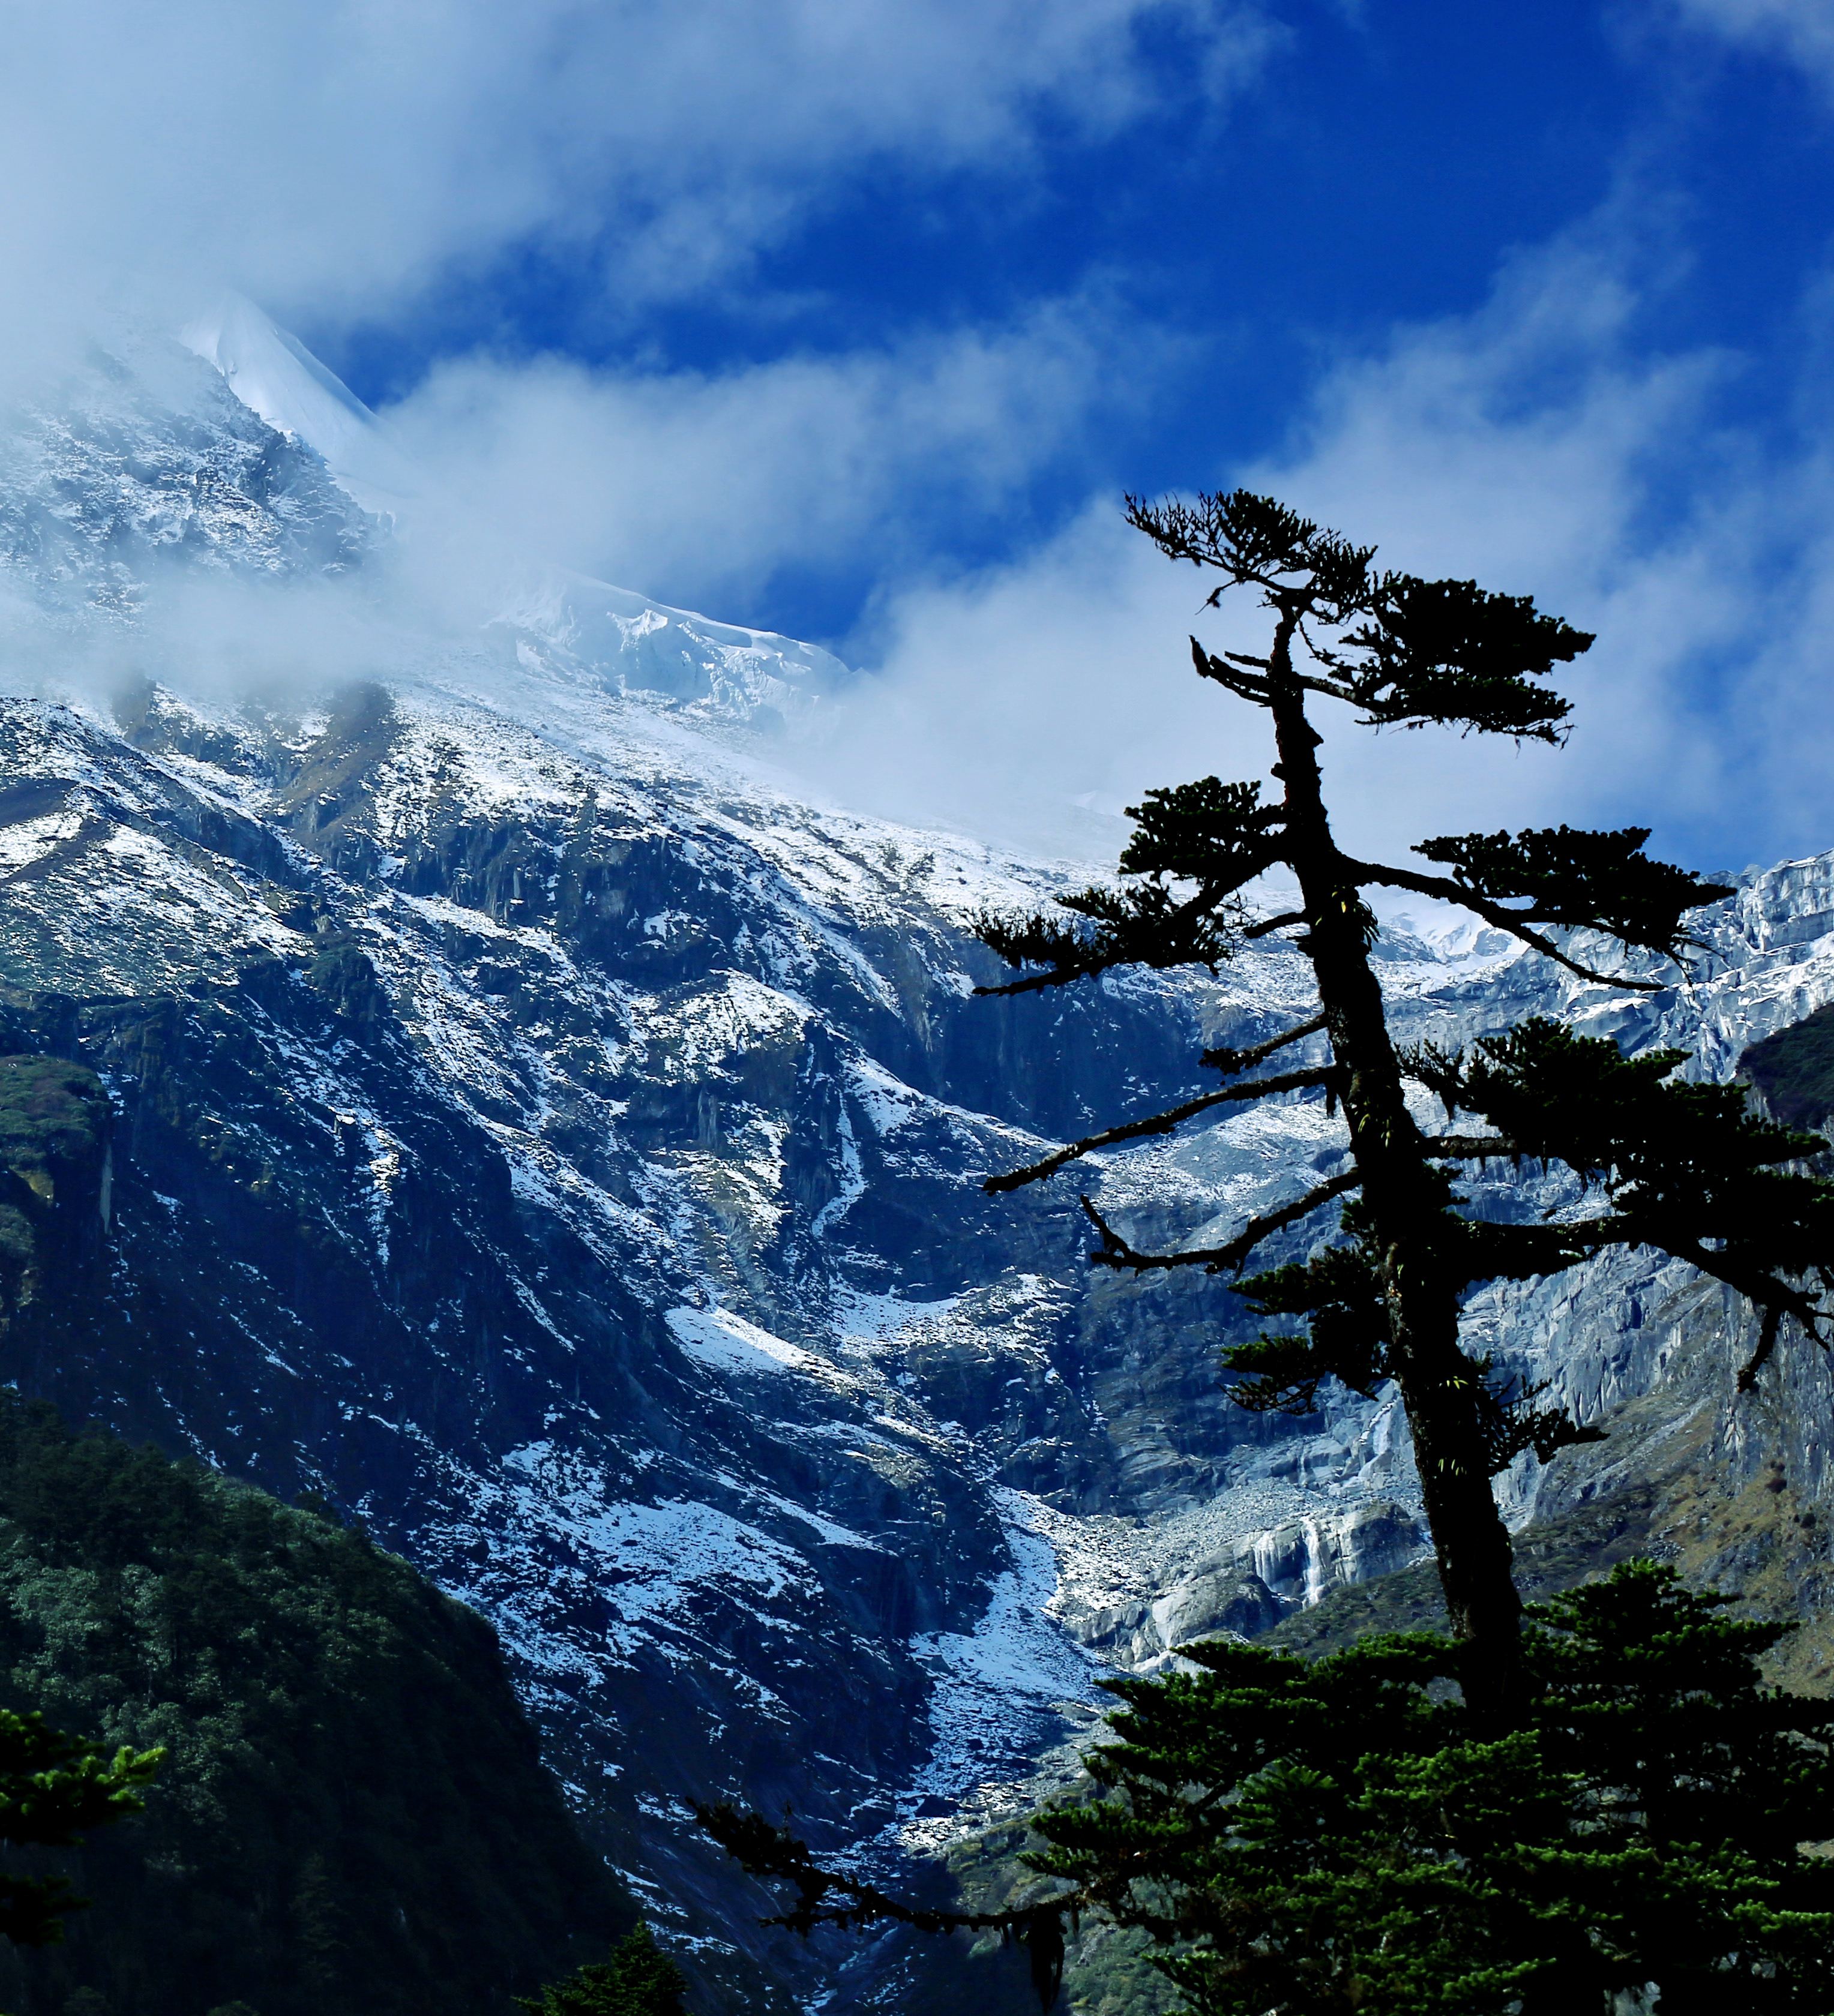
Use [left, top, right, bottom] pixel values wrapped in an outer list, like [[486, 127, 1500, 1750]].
[[1263, 610, 1523, 1713]]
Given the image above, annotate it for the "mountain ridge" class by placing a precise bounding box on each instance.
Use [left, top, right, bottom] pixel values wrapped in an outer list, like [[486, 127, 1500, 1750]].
[[1, 316, 1832, 2008]]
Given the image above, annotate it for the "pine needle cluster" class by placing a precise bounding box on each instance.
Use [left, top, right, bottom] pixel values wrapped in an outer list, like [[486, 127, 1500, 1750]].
[[1029, 1565, 1834, 2015]]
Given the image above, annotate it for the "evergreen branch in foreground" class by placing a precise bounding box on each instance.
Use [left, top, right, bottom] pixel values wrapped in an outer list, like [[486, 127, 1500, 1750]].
[[985, 1067, 1339, 1194], [1198, 1011, 1329, 1076], [1125, 491, 1379, 619], [1080, 1170, 1362, 1277], [972, 879, 1247, 996], [1414, 826, 1731, 964], [1348, 859, 1670, 991], [1336, 573, 1593, 743], [1116, 776, 1285, 885]]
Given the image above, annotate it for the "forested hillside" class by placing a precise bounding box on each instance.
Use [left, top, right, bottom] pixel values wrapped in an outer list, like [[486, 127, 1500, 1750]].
[[0, 1388, 623, 2016]]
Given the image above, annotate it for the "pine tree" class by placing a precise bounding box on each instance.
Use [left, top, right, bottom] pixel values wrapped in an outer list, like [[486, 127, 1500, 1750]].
[[705, 493, 1834, 2008], [516, 1923, 688, 2016], [0, 1706, 159, 1946], [1026, 1563, 1834, 2015], [975, 489, 1834, 1711]]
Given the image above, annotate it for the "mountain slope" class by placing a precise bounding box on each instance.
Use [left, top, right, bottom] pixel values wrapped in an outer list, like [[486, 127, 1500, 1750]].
[[2, 317, 1834, 2006], [0, 1375, 618, 2016]]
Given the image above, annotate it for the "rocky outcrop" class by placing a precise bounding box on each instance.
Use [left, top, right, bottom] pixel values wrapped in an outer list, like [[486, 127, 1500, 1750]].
[[0, 1055, 112, 1349]]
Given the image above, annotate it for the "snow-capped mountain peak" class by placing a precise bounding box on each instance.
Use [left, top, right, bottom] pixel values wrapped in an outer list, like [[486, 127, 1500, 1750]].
[[179, 289, 415, 514]]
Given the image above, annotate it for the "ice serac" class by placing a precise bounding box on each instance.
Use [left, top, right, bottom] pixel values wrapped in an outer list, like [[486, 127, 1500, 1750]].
[[0, 320, 1832, 2011]]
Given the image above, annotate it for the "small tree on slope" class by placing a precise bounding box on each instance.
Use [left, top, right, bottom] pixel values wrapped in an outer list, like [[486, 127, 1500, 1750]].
[[517, 1923, 688, 2016], [974, 489, 1834, 1714]]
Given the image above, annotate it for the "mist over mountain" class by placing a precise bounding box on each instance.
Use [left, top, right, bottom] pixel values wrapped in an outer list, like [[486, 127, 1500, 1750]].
[[0, 310, 1831, 2011]]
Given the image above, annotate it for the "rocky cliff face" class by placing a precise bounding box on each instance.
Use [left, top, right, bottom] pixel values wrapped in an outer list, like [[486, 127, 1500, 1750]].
[[1, 324, 1832, 2009]]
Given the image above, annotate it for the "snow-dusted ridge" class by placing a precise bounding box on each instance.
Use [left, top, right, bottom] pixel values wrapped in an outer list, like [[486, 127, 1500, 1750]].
[[1, 310, 1833, 2007]]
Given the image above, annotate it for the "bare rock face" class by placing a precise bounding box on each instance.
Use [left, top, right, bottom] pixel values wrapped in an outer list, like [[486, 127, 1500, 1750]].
[[0, 1056, 112, 1345], [1074, 1562, 1284, 1668], [2, 331, 1834, 2011]]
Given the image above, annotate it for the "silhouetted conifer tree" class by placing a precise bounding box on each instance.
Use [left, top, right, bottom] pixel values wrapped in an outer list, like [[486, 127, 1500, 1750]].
[[516, 1923, 688, 2016], [706, 494, 1834, 2009], [975, 490, 1834, 1710]]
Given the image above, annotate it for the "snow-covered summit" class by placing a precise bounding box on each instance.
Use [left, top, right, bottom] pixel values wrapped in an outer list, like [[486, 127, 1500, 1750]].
[[179, 290, 415, 515], [0, 299, 845, 736], [179, 297, 847, 730]]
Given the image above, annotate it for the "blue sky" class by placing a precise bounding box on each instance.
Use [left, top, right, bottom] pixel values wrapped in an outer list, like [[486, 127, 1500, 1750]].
[[305, 0, 1834, 641], [6, 1, 1834, 868]]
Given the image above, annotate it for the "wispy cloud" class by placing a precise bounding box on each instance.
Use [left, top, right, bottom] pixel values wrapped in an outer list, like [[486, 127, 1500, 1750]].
[[1668, 0, 1834, 92], [814, 223, 1834, 872], [0, 0, 1275, 330], [378, 289, 1183, 620]]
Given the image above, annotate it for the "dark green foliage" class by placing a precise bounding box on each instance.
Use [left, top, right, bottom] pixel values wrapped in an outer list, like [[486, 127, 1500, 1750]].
[[1224, 1246, 1389, 1414], [973, 880, 1243, 996], [0, 1709, 158, 1947], [1122, 492, 1377, 619], [1114, 779, 1284, 890], [1743, 1001, 1834, 1132], [1123, 490, 1590, 743], [1024, 1564, 1834, 2015], [1214, 1016, 1834, 1428], [0, 1390, 620, 2016], [1413, 825, 1730, 959], [516, 1925, 687, 2016], [1335, 574, 1590, 742], [1224, 1229, 1605, 1475], [1403, 1017, 1834, 1381]]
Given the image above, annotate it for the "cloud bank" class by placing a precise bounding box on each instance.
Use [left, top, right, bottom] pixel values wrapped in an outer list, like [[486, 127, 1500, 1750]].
[[4, 0, 1834, 889], [813, 224, 1834, 874], [0, 0, 1272, 329]]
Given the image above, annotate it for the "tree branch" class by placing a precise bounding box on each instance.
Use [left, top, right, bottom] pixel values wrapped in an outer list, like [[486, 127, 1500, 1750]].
[[1198, 1011, 1329, 1075], [1343, 859, 1668, 992], [699, 1804, 1078, 2012], [1192, 665, 1272, 705], [985, 1067, 1339, 1194], [1464, 1214, 1833, 1384], [1080, 1169, 1362, 1277], [1294, 674, 1359, 705], [1422, 1135, 1520, 1161], [1241, 910, 1308, 940]]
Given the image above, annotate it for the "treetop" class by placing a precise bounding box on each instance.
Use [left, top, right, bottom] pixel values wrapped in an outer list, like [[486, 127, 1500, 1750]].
[[1129, 486, 1594, 744]]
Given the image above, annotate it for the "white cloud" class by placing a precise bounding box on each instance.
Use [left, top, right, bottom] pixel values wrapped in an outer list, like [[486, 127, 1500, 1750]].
[[1669, 0, 1834, 91], [379, 290, 1179, 617], [0, 0, 1274, 331], [816, 229, 1834, 874]]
